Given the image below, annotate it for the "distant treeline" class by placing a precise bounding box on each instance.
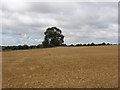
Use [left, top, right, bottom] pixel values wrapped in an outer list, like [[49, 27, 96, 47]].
[[1, 42, 115, 51]]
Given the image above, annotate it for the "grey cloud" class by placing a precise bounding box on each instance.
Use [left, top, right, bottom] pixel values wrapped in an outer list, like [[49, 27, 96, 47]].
[[1, 1, 118, 45]]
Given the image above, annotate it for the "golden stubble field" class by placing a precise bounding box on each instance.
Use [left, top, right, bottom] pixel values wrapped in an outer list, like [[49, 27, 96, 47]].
[[2, 45, 118, 88]]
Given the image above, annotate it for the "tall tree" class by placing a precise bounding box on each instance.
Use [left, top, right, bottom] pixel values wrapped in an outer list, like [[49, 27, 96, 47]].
[[42, 27, 64, 47]]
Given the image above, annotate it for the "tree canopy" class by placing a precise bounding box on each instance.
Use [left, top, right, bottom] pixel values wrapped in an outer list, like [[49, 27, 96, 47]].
[[42, 27, 64, 47]]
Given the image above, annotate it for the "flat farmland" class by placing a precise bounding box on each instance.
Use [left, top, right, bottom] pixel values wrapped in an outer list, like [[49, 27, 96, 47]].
[[2, 45, 118, 88]]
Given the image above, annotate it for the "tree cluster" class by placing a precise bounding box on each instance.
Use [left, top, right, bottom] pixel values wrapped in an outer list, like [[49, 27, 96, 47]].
[[2, 42, 112, 51], [69, 42, 112, 47], [2, 44, 43, 51]]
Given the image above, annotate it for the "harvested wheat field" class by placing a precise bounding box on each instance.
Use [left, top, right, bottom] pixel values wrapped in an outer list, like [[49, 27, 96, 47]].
[[2, 45, 118, 88]]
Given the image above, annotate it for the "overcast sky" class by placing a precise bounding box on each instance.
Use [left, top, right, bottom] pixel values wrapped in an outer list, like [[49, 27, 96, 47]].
[[1, 0, 118, 46]]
